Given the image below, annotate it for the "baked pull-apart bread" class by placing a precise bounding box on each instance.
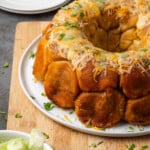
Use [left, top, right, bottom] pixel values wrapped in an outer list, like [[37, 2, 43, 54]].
[[33, 0, 150, 128]]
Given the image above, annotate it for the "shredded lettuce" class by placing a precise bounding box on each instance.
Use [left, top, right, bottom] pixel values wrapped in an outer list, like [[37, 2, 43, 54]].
[[0, 129, 47, 150]]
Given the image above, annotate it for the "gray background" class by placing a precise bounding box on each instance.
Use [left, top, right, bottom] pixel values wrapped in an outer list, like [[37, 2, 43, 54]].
[[0, 8, 58, 129]]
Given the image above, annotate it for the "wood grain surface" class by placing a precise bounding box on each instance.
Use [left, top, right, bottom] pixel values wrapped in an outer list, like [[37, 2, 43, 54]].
[[7, 22, 150, 150]]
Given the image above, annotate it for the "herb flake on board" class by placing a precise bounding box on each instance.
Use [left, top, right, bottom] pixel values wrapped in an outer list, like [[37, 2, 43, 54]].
[[3, 61, 9, 68], [15, 113, 23, 118]]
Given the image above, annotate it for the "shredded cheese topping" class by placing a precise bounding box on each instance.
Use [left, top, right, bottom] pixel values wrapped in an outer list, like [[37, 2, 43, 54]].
[[47, 0, 150, 76]]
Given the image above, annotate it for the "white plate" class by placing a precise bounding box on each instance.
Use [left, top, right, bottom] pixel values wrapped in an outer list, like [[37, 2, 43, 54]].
[[19, 34, 150, 137], [0, 0, 71, 14]]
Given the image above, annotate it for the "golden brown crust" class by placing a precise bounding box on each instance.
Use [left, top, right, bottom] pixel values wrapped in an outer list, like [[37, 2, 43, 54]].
[[44, 61, 80, 108], [120, 66, 150, 99], [76, 61, 119, 92], [125, 94, 150, 125], [33, 36, 52, 81], [75, 88, 125, 128], [33, 0, 150, 127]]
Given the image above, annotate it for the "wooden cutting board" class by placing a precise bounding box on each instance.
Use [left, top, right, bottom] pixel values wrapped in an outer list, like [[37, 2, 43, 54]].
[[7, 22, 150, 150]]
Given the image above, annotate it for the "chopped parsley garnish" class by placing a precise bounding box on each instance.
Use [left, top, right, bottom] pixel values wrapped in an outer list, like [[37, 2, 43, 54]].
[[99, 62, 107, 66], [121, 53, 129, 58], [3, 61, 9, 68], [97, 0, 106, 3], [70, 2, 82, 17], [128, 126, 135, 132], [64, 22, 79, 28], [71, 10, 78, 17], [63, 35, 75, 40], [84, 46, 90, 49], [140, 145, 149, 150], [29, 50, 35, 58], [62, 5, 71, 10], [30, 96, 35, 100], [41, 92, 46, 97], [59, 33, 66, 40], [2, 115, 7, 121], [42, 132, 49, 139], [148, 5, 150, 11], [0, 110, 6, 114], [69, 110, 74, 114], [0, 110, 7, 121], [15, 113, 23, 118], [144, 60, 150, 66], [100, 128, 106, 131], [75, 2, 82, 9], [99, 6, 104, 12], [125, 144, 136, 150], [58, 33, 74, 40], [80, 12, 85, 18], [44, 102, 55, 111], [89, 141, 104, 148], [138, 126, 144, 131], [94, 49, 101, 54], [85, 125, 92, 128], [139, 48, 147, 52]]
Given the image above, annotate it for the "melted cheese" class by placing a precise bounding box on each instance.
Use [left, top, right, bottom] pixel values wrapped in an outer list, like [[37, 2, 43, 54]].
[[47, 0, 150, 75]]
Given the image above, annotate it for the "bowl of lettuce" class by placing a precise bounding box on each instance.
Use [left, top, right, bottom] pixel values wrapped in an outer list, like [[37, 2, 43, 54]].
[[0, 129, 53, 150]]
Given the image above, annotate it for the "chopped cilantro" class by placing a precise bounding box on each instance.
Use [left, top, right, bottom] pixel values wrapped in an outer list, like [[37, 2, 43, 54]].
[[100, 128, 106, 131], [139, 48, 147, 52], [59, 33, 66, 40], [70, 2, 82, 17], [64, 22, 79, 28], [3, 61, 9, 68], [138, 126, 144, 131], [62, 5, 71, 10], [30, 96, 35, 100], [148, 5, 150, 11], [121, 53, 129, 58], [15, 113, 23, 118], [97, 0, 106, 3], [125, 144, 136, 150], [71, 10, 78, 17], [42, 132, 49, 139], [128, 126, 135, 132], [84, 46, 90, 49], [144, 60, 150, 66], [89, 141, 104, 148], [94, 49, 101, 54], [59, 33, 75, 40], [85, 125, 92, 128], [0, 110, 6, 114], [29, 50, 35, 58], [75, 2, 82, 9], [63, 35, 75, 40], [99, 6, 104, 12], [44, 102, 55, 111], [80, 12, 85, 18], [0, 110, 7, 121], [41, 92, 46, 97], [99, 62, 107, 66], [69, 110, 74, 114], [140, 145, 149, 150], [97, 141, 104, 145], [2, 115, 7, 121], [89, 143, 97, 148]]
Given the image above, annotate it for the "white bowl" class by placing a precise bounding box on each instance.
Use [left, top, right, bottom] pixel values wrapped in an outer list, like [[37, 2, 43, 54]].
[[0, 130, 53, 150]]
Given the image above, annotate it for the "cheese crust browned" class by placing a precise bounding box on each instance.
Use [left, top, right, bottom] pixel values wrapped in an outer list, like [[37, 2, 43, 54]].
[[33, 0, 150, 128]]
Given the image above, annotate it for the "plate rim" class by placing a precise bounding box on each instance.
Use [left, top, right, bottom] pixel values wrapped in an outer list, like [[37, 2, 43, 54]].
[[0, 0, 71, 14], [18, 34, 150, 137]]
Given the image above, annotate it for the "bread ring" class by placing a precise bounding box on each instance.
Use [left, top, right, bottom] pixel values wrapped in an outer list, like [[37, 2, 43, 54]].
[[33, 0, 150, 127]]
